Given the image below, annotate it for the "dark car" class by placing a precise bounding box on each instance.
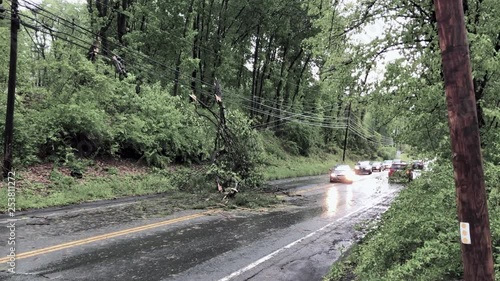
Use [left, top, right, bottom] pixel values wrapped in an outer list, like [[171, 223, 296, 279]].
[[388, 162, 413, 183], [410, 160, 425, 179], [371, 161, 382, 172], [412, 160, 424, 170], [354, 161, 372, 175], [330, 165, 355, 183]]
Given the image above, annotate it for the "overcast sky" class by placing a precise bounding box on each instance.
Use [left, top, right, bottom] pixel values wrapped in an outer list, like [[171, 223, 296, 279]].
[[350, 17, 403, 85]]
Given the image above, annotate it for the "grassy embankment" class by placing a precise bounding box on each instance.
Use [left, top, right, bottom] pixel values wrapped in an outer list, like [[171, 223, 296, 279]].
[[262, 153, 355, 180], [0, 149, 355, 211], [0, 160, 280, 211]]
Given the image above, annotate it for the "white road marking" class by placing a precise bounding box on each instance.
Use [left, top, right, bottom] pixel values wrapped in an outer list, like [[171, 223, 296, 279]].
[[218, 190, 398, 281]]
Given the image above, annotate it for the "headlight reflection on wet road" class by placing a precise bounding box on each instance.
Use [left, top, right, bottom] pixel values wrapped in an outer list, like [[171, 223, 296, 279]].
[[325, 187, 340, 217], [325, 185, 355, 217]]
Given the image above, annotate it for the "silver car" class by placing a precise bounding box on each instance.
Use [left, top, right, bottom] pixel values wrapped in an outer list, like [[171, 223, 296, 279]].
[[354, 161, 372, 175]]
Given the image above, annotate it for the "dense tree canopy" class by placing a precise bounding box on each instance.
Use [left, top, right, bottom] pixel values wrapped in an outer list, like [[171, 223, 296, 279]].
[[0, 0, 498, 181]]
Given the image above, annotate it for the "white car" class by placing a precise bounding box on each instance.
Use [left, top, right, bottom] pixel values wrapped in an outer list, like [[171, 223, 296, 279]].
[[354, 161, 372, 175]]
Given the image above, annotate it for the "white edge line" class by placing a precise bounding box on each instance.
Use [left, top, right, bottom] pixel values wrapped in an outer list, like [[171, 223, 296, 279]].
[[217, 190, 397, 281]]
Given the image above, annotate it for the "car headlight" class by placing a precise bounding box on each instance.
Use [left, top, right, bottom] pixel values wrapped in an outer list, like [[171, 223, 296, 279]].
[[330, 173, 336, 177], [354, 165, 359, 169]]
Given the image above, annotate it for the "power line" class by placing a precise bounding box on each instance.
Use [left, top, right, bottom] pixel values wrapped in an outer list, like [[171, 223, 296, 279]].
[[19, 12, 92, 48], [14, 0, 337, 105], [18, 14, 240, 137], [229, 95, 349, 124], [235, 102, 348, 126], [18, 20, 393, 146], [232, 95, 393, 143], [19, 1, 216, 90], [20, 15, 394, 144], [247, 98, 343, 119], [13, 11, 225, 113], [349, 116, 392, 142], [14, 1, 395, 146], [20, 0, 227, 91], [14, 8, 221, 100], [21, 0, 323, 100], [241, 105, 347, 129], [16, 1, 359, 129]]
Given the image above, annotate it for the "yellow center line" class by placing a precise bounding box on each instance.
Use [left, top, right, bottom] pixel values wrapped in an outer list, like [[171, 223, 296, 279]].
[[0, 210, 216, 263], [2, 182, 336, 264]]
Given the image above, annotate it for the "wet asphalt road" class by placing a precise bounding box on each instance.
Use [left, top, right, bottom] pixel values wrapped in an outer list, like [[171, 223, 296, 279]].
[[0, 172, 401, 281]]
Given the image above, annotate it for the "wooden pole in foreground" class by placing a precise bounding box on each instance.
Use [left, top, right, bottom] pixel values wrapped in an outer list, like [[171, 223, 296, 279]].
[[433, 0, 494, 280]]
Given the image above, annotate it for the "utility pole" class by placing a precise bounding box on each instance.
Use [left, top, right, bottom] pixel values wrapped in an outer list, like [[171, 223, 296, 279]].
[[342, 102, 351, 162], [3, 0, 19, 178], [434, 0, 494, 280]]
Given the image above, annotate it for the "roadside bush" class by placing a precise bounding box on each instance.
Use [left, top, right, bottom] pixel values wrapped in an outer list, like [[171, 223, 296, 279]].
[[277, 122, 321, 156], [378, 146, 397, 160], [112, 83, 212, 167], [484, 130, 500, 165], [0, 59, 213, 167], [260, 130, 289, 161], [348, 162, 461, 280], [209, 110, 266, 188]]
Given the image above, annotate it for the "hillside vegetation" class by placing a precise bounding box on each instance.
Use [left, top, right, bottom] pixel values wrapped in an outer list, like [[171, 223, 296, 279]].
[[0, 0, 392, 195]]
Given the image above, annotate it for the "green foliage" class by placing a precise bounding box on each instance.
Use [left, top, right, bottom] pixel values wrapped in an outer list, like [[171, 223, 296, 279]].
[[2, 172, 175, 210], [277, 122, 321, 156], [167, 166, 212, 193], [324, 245, 359, 281], [0, 166, 281, 211], [388, 170, 411, 184], [344, 0, 500, 158], [261, 131, 290, 161], [327, 162, 500, 281], [263, 154, 341, 181], [1, 51, 213, 168], [348, 163, 461, 280], [483, 130, 500, 165], [1, 0, 392, 185], [210, 110, 266, 188], [377, 147, 397, 160], [113, 83, 212, 167]]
